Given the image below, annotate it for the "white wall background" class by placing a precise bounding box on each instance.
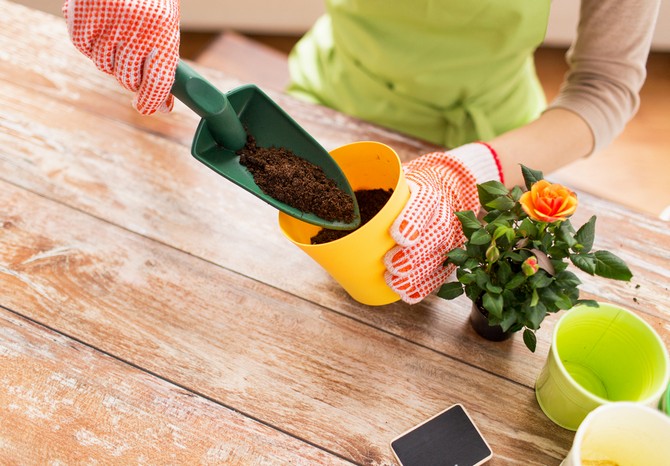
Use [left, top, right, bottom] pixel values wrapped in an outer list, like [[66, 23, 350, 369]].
[[15, 0, 670, 50]]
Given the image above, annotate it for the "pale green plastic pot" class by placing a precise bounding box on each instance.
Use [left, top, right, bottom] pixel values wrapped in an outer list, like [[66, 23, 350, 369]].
[[535, 302, 670, 431], [661, 382, 670, 415]]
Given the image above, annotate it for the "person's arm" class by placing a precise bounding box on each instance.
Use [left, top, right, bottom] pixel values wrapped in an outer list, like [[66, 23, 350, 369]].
[[490, 108, 593, 187], [492, 0, 661, 187]]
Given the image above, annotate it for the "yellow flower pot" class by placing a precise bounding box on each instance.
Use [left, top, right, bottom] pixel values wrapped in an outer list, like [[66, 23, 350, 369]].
[[278, 141, 410, 305]]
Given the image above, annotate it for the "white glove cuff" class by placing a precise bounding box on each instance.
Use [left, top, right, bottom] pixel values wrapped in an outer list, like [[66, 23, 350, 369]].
[[449, 142, 504, 185]]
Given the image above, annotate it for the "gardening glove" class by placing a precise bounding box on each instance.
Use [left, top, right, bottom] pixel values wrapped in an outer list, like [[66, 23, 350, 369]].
[[63, 0, 180, 114], [384, 143, 504, 304]]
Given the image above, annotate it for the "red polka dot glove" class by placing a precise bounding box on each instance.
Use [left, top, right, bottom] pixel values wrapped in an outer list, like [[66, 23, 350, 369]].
[[63, 0, 180, 114], [384, 143, 504, 304]]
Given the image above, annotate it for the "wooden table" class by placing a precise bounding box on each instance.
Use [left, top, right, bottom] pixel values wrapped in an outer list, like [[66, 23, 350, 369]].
[[1, 2, 668, 464]]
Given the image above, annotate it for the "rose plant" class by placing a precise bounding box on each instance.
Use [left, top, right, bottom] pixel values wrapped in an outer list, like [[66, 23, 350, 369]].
[[438, 165, 632, 352]]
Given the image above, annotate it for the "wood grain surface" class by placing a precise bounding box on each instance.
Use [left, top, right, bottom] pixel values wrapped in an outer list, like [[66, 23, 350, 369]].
[[0, 308, 353, 465], [1, 2, 668, 465]]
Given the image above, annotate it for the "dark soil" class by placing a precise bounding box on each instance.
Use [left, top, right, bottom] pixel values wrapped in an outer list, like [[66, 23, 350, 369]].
[[237, 135, 355, 223], [310, 188, 393, 244]]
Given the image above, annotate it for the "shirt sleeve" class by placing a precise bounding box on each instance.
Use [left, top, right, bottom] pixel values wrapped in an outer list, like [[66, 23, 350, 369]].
[[546, 0, 661, 154]]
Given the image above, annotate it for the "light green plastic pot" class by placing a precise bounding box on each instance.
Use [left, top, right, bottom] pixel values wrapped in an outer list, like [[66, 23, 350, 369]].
[[535, 302, 670, 431], [661, 382, 670, 415]]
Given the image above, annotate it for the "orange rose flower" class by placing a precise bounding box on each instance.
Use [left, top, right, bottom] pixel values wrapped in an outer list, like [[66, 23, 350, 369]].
[[519, 180, 577, 223]]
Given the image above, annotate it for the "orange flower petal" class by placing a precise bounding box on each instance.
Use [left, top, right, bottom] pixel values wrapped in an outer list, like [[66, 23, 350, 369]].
[[520, 180, 578, 222]]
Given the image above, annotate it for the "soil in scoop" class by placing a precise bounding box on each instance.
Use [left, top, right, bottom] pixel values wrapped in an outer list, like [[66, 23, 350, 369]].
[[236, 135, 355, 223], [310, 188, 393, 244]]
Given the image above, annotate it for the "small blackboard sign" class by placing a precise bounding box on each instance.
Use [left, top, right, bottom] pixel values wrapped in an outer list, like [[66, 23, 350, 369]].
[[390, 404, 493, 466]]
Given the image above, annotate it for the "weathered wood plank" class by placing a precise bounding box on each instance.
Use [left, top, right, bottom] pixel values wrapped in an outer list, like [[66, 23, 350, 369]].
[[0, 182, 573, 465], [0, 308, 353, 465]]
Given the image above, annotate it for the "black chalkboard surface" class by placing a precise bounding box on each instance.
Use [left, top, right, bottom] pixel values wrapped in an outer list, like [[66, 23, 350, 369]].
[[390, 404, 493, 466]]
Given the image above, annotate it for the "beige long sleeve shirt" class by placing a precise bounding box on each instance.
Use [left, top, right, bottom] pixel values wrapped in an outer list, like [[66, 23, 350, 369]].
[[548, 0, 662, 153]]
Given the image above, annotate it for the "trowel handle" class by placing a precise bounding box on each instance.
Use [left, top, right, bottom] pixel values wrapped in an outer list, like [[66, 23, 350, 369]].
[[172, 60, 247, 150]]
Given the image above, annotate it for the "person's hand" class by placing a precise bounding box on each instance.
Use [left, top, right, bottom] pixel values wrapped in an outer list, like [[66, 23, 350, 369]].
[[63, 0, 180, 114], [384, 143, 503, 304]]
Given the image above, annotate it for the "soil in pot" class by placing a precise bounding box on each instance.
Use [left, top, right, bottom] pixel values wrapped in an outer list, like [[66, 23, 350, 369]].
[[237, 135, 355, 223], [310, 188, 393, 244]]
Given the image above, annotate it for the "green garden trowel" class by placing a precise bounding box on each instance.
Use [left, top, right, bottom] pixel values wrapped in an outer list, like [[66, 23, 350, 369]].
[[171, 60, 360, 230]]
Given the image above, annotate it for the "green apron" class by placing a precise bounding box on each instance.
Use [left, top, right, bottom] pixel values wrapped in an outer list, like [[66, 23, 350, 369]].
[[287, 0, 550, 148]]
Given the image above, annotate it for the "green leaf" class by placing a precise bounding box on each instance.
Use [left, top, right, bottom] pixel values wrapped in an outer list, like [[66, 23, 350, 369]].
[[570, 253, 596, 275], [492, 225, 512, 241], [555, 293, 574, 310], [465, 284, 483, 302], [551, 259, 569, 274], [541, 232, 553, 250], [455, 210, 482, 237], [594, 251, 633, 281], [538, 286, 561, 304], [504, 251, 525, 262], [458, 272, 476, 285], [437, 282, 464, 300], [483, 292, 504, 319], [510, 186, 524, 202], [486, 211, 515, 227], [548, 243, 571, 260], [475, 268, 490, 289], [576, 299, 600, 308], [505, 229, 517, 245], [528, 271, 553, 289], [505, 274, 526, 290], [566, 286, 580, 301], [518, 218, 538, 237], [528, 302, 547, 329], [501, 289, 517, 305], [477, 183, 509, 210], [477, 180, 509, 199], [485, 282, 503, 294], [544, 300, 560, 314], [499, 311, 518, 332], [575, 216, 596, 253], [523, 328, 537, 352], [446, 248, 469, 266], [530, 288, 540, 307], [470, 228, 492, 245], [554, 270, 582, 289], [521, 165, 544, 190], [486, 196, 516, 212], [482, 211, 500, 224], [464, 258, 480, 270], [497, 261, 512, 285], [557, 222, 578, 249]]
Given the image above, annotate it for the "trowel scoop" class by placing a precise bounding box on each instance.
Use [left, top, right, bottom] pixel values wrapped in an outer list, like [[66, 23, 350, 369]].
[[171, 60, 360, 230]]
